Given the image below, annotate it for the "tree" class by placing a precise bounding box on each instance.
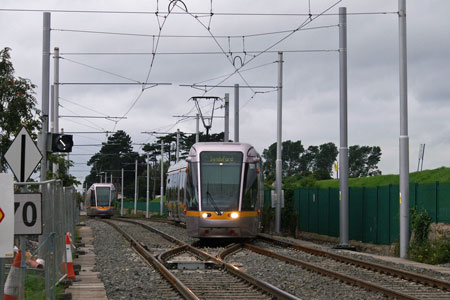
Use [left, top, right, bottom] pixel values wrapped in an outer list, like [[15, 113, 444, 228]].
[[349, 145, 382, 177], [0, 47, 41, 170], [85, 130, 136, 193], [263, 141, 338, 182], [262, 140, 305, 181], [314, 142, 338, 180], [47, 153, 80, 186]]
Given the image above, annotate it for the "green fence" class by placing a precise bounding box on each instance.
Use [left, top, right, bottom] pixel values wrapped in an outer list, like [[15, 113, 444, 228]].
[[291, 182, 450, 245], [121, 201, 167, 213]]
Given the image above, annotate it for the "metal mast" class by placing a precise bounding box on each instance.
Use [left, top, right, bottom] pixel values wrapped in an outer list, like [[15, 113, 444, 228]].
[[399, 0, 410, 259]]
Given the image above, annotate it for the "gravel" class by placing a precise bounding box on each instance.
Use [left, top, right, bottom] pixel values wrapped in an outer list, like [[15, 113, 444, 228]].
[[86, 218, 182, 300], [226, 249, 387, 300], [268, 235, 450, 282], [85, 218, 450, 300]]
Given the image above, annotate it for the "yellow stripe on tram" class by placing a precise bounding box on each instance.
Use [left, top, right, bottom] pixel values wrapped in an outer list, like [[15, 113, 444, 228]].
[[185, 211, 258, 220]]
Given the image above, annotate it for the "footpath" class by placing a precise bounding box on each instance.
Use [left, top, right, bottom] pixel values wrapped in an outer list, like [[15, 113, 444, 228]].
[[64, 224, 108, 300]]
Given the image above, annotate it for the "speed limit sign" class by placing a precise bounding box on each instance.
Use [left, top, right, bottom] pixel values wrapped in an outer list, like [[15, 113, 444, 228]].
[[14, 193, 42, 235]]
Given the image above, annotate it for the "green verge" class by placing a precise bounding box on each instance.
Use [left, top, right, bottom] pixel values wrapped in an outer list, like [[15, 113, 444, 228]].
[[316, 167, 450, 189]]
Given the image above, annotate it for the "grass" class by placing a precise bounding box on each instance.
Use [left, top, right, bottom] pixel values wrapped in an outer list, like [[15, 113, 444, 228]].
[[25, 273, 64, 300], [315, 167, 450, 189]]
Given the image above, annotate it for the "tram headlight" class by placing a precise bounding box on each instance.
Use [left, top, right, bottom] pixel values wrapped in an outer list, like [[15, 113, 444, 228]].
[[202, 212, 211, 218], [230, 212, 239, 219]]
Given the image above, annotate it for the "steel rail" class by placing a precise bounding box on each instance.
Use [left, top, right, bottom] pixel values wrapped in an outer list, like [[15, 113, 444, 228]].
[[257, 234, 450, 291], [114, 218, 300, 300], [101, 219, 199, 300], [239, 243, 420, 300]]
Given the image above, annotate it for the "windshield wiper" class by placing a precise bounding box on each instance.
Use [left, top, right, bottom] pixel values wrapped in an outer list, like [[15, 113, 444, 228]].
[[206, 185, 222, 216]]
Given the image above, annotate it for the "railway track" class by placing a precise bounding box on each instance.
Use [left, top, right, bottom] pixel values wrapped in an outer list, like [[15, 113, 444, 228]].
[[102, 218, 299, 299], [218, 234, 450, 300]]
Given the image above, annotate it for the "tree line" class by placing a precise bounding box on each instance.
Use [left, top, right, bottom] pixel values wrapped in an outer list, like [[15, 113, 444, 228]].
[[262, 140, 381, 183]]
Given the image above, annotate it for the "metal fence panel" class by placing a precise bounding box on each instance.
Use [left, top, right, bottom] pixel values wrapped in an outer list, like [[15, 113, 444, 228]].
[[299, 189, 309, 232], [417, 182, 437, 221], [363, 187, 378, 243], [349, 187, 363, 242], [438, 183, 450, 222], [389, 185, 400, 244], [329, 189, 340, 237], [308, 189, 319, 233], [10, 180, 79, 300], [377, 185, 391, 244], [318, 188, 329, 236]]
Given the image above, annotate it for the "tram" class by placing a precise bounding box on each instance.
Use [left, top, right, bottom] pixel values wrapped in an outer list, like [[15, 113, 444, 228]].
[[166, 142, 264, 238], [85, 183, 117, 217]]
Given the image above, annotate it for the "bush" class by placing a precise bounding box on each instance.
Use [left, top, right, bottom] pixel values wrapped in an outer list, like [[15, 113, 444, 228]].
[[409, 209, 450, 264]]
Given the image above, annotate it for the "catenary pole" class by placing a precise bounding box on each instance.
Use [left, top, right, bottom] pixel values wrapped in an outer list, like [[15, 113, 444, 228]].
[[224, 93, 229, 142], [399, 0, 410, 259], [121, 167, 124, 216], [146, 152, 150, 218], [176, 129, 180, 163], [160, 139, 164, 215], [38, 13, 50, 280], [196, 114, 200, 143], [134, 159, 138, 214], [53, 47, 60, 176], [40, 12, 50, 183], [234, 84, 239, 142], [338, 7, 350, 247], [275, 51, 283, 234]]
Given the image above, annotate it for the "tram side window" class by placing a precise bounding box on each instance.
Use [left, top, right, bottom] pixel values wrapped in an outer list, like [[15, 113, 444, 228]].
[[186, 163, 199, 210], [167, 174, 174, 202], [242, 163, 258, 211], [90, 191, 96, 207], [179, 171, 185, 204]]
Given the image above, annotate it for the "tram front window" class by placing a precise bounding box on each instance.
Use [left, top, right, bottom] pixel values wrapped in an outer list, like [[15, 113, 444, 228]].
[[96, 187, 110, 207], [200, 151, 243, 213]]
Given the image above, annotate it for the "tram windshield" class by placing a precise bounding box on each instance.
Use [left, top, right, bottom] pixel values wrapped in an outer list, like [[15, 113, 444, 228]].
[[96, 187, 111, 207], [200, 151, 243, 213]]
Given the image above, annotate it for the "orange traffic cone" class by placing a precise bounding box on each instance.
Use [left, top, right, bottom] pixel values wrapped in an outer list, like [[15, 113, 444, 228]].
[[65, 233, 76, 280], [4, 250, 21, 300]]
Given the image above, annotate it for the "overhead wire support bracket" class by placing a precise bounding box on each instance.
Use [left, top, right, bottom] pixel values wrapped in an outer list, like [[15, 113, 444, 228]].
[[59, 115, 127, 119], [190, 96, 222, 136], [58, 82, 172, 86], [180, 84, 278, 89]]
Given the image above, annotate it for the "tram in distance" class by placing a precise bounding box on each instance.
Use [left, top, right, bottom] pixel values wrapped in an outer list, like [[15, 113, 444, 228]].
[[166, 142, 264, 238], [85, 183, 117, 218]]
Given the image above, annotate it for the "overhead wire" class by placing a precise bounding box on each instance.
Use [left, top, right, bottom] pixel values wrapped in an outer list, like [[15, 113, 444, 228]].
[[59, 103, 106, 131], [60, 56, 141, 83], [52, 24, 338, 39], [0, 8, 398, 16], [193, 61, 277, 85], [59, 97, 110, 117], [60, 49, 337, 55], [115, 0, 177, 125], [174, 0, 256, 95], [193, 0, 343, 95]]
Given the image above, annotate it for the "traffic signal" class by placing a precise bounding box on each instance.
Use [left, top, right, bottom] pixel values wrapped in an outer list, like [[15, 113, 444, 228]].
[[51, 134, 73, 152]]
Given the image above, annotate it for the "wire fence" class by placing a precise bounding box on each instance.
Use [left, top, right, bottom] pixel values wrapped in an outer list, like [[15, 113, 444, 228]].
[[1, 180, 79, 300]]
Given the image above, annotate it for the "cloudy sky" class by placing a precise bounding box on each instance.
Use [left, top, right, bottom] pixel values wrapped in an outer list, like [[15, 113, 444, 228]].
[[1, 0, 450, 185]]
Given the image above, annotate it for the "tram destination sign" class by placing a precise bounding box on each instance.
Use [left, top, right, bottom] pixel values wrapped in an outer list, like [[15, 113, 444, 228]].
[[14, 193, 42, 235]]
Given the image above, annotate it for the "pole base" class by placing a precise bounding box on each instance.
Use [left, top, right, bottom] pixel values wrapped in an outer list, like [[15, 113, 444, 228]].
[[333, 244, 357, 251]]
